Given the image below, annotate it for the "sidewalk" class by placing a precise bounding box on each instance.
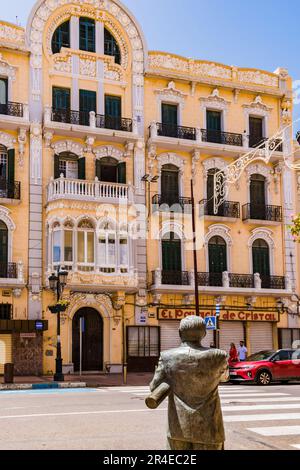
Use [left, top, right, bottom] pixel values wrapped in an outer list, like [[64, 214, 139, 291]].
[[0, 373, 153, 390]]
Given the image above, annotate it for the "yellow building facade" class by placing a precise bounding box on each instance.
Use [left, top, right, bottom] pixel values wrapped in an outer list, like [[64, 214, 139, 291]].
[[0, 0, 299, 376]]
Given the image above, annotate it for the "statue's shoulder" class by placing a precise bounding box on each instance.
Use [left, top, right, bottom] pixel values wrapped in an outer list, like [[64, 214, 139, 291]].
[[210, 348, 228, 360], [161, 345, 188, 360]]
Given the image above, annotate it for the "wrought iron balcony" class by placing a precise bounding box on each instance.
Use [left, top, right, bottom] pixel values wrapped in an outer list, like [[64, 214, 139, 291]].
[[0, 101, 24, 118], [0, 262, 17, 279], [261, 276, 286, 290], [201, 129, 243, 147], [229, 274, 254, 288], [242, 204, 282, 222], [249, 136, 283, 152], [0, 180, 21, 200], [152, 194, 192, 213], [159, 271, 190, 286], [197, 272, 223, 287], [96, 114, 133, 132], [199, 200, 240, 218], [51, 108, 89, 125], [155, 123, 196, 140]]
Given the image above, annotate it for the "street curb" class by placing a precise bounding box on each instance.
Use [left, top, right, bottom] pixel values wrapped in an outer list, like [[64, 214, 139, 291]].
[[0, 382, 87, 391]]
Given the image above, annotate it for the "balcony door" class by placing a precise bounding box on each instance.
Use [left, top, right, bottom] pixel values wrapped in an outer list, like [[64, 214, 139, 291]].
[[80, 90, 96, 126], [105, 96, 121, 130], [96, 157, 126, 184], [0, 79, 8, 114], [162, 232, 182, 283], [252, 239, 270, 288], [249, 117, 263, 148], [162, 103, 178, 137], [52, 87, 70, 123], [250, 174, 266, 219], [208, 236, 227, 286], [207, 110, 222, 143], [207, 169, 224, 216], [161, 164, 179, 206], [0, 221, 8, 278]]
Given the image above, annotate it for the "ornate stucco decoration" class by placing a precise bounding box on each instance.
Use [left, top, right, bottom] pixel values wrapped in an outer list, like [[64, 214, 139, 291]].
[[200, 88, 231, 111], [93, 145, 125, 161], [281, 98, 292, 125], [246, 163, 272, 186], [248, 228, 275, 249], [0, 132, 16, 150], [192, 150, 200, 182], [52, 52, 72, 74], [157, 152, 185, 174], [205, 224, 233, 247], [202, 157, 227, 178], [243, 95, 273, 116], [18, 129, 27, 168], [0, 53, 17, 81], [51, 140, 85, 158], [0, 22, 26, 49], [155, 81, 187, 104], [238, 70, 279, 88], [0, 206, 16, 232], [66, 292, 113, 320], [66, 271, 139, 289]]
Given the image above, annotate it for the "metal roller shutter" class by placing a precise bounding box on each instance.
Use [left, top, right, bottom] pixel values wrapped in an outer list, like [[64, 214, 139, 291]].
[[250, 322, 273, 354], [160, 322, 214, 351], [160, 322, 181, 351], [0, 334, 12, 374], [219, 322, 244, 353]]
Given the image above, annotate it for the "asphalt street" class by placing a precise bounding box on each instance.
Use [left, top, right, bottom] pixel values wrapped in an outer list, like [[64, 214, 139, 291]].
[[0, 383, 300, 450]]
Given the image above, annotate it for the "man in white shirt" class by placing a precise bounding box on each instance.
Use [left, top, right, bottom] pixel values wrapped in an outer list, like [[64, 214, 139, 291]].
[[238, 341, 248, 361]]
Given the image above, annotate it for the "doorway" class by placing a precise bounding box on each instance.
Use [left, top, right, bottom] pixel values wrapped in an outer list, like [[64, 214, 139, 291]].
[[72, 308, 103, 372]]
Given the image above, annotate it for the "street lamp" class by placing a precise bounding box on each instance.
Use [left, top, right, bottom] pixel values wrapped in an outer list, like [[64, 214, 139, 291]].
[[48, 267, 68, 382]]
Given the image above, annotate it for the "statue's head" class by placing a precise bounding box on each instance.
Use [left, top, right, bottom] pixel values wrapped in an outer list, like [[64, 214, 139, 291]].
[[179, 315, 206, 343]]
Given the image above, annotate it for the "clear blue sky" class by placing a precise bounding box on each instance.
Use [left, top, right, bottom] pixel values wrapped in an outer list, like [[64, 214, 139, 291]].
[[2, 0, 300, 119]]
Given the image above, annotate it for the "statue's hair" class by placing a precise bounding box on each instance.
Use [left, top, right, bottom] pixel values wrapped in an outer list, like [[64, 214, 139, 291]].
[[179, 315, 206, 342]]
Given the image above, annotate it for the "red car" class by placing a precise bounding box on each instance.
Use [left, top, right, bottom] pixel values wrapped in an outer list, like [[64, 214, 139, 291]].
[[229, 349, 300, 385]]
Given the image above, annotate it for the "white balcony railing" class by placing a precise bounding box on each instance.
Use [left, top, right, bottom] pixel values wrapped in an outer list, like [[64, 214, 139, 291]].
[[47, 177, 132, 203]]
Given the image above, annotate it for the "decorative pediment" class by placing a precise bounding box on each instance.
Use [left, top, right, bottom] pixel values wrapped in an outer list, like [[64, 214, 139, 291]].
[[155, 81, 187, 107], [202, 157, 227, 176], [0, 206, 16, 231], [157, 152, 185, 173], [205, 224, 232, 246], [248, 228, 275, 249], [51, 140, 85, 158], [246, 163, 272, 184], [243, 95, 273, 115], [200, 88, 231, 110], [0, 53, 16, 80]]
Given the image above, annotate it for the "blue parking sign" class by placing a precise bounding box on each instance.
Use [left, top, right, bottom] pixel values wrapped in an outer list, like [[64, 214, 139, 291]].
[[205, 316, 217, 330]]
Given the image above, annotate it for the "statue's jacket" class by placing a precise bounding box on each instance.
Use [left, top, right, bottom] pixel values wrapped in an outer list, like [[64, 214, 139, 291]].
[[150, 345, 229, 445]]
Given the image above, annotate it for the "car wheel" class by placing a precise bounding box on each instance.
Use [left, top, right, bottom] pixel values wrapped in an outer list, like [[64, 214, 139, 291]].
[[256, 370, 272, 386]]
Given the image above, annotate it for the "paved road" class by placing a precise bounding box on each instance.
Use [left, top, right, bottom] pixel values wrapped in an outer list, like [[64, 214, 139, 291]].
[[1, 383, 300, 450]]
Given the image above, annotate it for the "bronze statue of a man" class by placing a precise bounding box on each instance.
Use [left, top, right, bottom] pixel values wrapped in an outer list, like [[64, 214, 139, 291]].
[[149, 316, 229, 450]]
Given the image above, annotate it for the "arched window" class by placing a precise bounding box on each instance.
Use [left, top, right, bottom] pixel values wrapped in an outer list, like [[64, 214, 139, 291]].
[[104, 28, 121, 65], [250, 174, 266, 219], [208, 236, 227, 286], [0, 79, 8, 107], [252, 238, 270, 287], [51, 220, 74, 270], [51, 20, 70, 54], [77, 219, 95, 271], [98, 222, 129, 274], [161, 164, 179, 206], [0, 145, 7, 181], [79, 17, 95, 53], [96, 157, 126, 184], [0, 220, 8, 278]]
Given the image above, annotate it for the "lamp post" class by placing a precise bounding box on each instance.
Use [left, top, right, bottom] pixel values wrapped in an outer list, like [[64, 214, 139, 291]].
[[49, 268, 68, 382]]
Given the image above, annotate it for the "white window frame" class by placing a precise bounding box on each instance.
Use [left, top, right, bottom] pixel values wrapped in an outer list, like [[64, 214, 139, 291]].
[[77, 225, 95, 272]]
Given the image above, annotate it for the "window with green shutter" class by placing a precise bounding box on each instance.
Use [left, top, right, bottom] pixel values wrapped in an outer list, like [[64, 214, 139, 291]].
[[104, 28, 121, 65], [7, 149, 15, 199], [79, 17, 95, 53], [96, 157, 126, 184], [162, 233, 182, 272], [53, 87, 70, 110], [52, 21, 70, 54], [105, 96, 122, 130], [78, 158, 86, 180], [80, 89, 96, 126]]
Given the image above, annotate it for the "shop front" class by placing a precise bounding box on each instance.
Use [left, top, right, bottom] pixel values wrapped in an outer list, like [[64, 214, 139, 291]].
[[157, 308, 279, 355]]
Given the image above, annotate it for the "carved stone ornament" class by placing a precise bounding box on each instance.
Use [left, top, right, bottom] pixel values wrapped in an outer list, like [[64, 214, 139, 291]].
[[0, 131, 16, 150], [0, 23, 25, 47], [18, 128, 27, 167], [93, 145, 125, 162], [246, 163, 272, 186], [238, 70, 278, 88], [205, 224, 232, 247], [155, 81, 188, 102], [157, 153, 185, 174], [281, 99, 292, 125], [0, 53, 17, 80], [51, 140, 85, 158], [44, 131, 54, 148]]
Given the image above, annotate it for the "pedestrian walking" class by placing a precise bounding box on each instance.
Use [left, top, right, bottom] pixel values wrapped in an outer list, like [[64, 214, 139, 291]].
[[229, 343, 239, 366], [237, 341, 248, 362]]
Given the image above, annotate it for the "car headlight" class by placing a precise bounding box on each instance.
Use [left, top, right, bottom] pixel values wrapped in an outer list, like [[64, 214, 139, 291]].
[[240, 365, 255, 370]]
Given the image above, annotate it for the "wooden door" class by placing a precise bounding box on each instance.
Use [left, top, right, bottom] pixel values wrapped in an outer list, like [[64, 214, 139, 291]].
[[250, 174, 266, 219], [249, 117, 263, 147], [0, 221, 8, 278], [72, 308, 103, 372], [161, 164, 179, 206]]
